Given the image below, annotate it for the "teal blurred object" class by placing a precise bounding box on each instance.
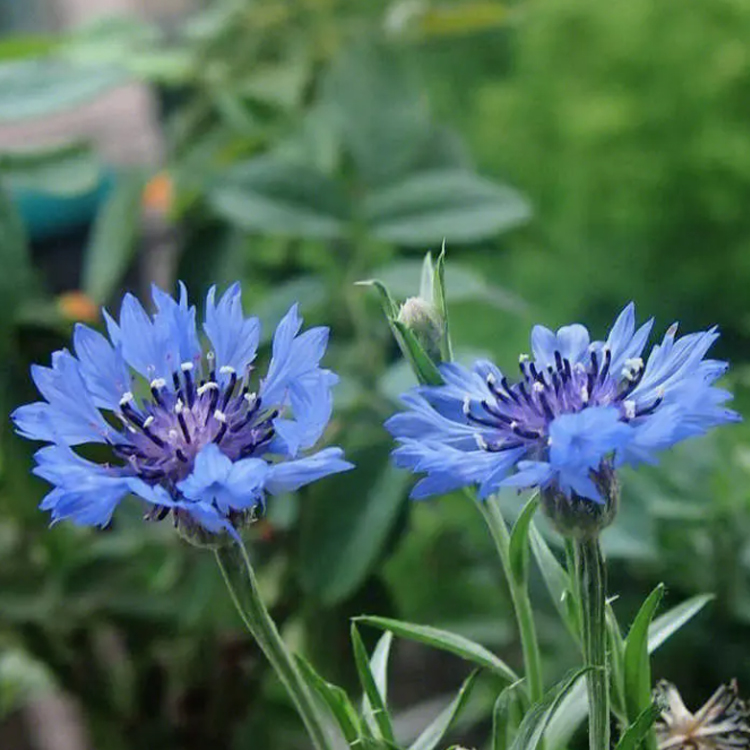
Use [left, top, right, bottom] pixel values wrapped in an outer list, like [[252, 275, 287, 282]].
[[11, 168, 115, 241]]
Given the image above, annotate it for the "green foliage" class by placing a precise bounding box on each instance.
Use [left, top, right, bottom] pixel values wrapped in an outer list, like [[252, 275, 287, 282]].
[[82, 170, 146, 304], [479, 0, 750, 332], [510, 668, 592, 750]]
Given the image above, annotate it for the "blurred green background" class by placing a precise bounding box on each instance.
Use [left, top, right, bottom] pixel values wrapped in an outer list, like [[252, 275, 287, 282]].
[[1, 0, 750, 748]]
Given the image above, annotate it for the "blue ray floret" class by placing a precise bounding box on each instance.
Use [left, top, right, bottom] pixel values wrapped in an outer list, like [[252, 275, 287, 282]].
[[13, 283, 352, 537], [386, 303, 740, 504]]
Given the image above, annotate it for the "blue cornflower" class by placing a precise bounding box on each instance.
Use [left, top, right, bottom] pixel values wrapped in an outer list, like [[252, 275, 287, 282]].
[[386, 303, 740, 510], [13, 283, 352, 540]]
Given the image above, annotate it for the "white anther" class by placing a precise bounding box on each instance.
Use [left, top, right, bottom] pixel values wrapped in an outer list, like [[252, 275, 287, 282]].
[[207, 351, 215, 361], [168, 429, 179, 441], [197, 382, 219, 396], [623, 400, 636, 419], [214, 409, 227, 423], [150, 378, 166, 390], [475, 434, 489, 450], [462, 396, 472, 416], [519, 353, 530, 363], [181, 361, 194, 372], [486, 373, 497, 386], [126, 424, 138, 434], [244, 391, 257, 404], [580, 386, 589, 404], [532, 381, 545, 393], [219, 365, 236, 375], [625, 357, 643, 371], [510, 420, 518, 429], [574, 362, 587, 374], [119, 391, 134, 406], [657, 387, 665, 399], [143, 415, 155, 428], [175, 399, 184, 414]]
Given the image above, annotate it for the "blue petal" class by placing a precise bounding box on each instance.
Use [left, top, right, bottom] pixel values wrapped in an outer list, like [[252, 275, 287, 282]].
[[265, 447, 353, 494], [73, 323, 131, 409], [501, 460, 555, 491], [271, 369, 338, 456], [33, 445, 130, 526], [14, 350, 116, 445], [203, 283, 261, 378], [117, 293, 171, 379], [555, 324, 590, 364], [152, 282, 201, 370], [177, 443, 269, 512], [261, 304, 330, 407], [531, 325, 557, 365]]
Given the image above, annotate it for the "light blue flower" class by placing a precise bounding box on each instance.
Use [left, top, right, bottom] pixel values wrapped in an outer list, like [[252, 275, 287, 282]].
[[13, 284, 352, 536], [387, 303, 740, 503]]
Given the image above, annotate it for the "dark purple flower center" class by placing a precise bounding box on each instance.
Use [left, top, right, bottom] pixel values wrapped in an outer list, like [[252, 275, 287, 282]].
[[465, 348, 662, 453], [111, 356, 276, 491]]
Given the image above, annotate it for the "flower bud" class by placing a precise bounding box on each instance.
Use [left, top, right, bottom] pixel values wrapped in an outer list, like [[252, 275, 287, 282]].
[[397, 296, 444, 362], [540, 463, 619, 539]]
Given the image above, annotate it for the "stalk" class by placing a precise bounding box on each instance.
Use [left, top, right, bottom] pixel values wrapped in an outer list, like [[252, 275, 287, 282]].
[[575, 536, 610, 750], [472, 493, 545, 705], [215, 542, 333, 750]]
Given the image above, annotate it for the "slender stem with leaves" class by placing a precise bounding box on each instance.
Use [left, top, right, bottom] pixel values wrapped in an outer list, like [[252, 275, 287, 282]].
[[215, 541, 335, 750], [471, 491, 545, 705]]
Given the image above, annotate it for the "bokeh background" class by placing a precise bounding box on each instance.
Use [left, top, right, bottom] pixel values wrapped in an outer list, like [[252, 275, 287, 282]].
[[2, 0, 750, 748]]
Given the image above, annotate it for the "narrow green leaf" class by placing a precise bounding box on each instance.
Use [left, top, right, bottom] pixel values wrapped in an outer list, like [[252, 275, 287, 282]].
[[647, 593, 713, 653], [529, 524, 578, 638], [544, 592, 711, 748], [82, 170, 145, 304], [615, 701, 663, 750], [408, 670, 480, 750], [510, 667, 593, 750], [607, 602, 628, 721], [351, 624, 396, 743], [355, 278, 400, 319], [432, 241, 453, 360], [623, 585, 665, 731], [392, 320, 444, 385], [295, 656, 362, 744], [419, 251, 435, 303], [356, 616, 519, 683], [492, 680, 524, 750], [369, 632, 393, 707], [509, 493, 540, 586]]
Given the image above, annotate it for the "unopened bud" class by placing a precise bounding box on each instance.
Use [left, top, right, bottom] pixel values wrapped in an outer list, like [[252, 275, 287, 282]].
[[397, 296, 444, 362]]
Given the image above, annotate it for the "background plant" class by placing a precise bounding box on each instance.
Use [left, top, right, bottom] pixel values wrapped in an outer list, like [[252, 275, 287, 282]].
[[1, 0, 750, 747]]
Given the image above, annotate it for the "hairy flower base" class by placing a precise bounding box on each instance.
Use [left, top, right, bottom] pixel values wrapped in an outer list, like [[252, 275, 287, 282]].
[[13, 284, 352, 536], [541, 463, 619, 539], [387, 302, 739, 525]]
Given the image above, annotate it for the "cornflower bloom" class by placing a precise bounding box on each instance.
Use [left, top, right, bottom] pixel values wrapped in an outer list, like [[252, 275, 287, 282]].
[[387, 303, 739, 533], [12, 283, 352, 540]]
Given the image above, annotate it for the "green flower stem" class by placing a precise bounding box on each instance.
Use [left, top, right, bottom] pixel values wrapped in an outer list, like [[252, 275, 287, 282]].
[[215, 542, 333, 750], [574, 536, 610, 750], [471, 492, 545, 705]]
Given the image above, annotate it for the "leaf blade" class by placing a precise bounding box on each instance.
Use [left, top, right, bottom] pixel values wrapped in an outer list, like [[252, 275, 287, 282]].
[[356, 615, 518, 684]]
